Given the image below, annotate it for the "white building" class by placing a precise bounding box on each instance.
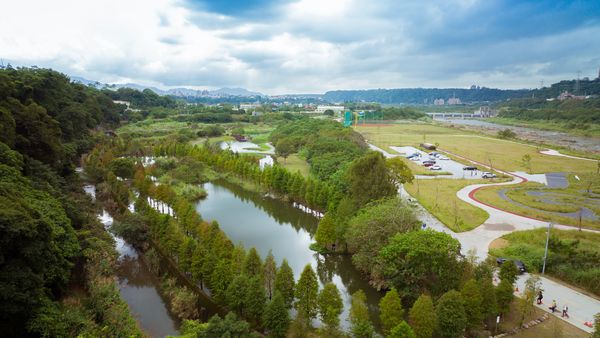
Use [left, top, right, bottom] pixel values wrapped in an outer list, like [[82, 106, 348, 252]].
[[433, 98, 445, 106], [240, 103, 261, 110], [447, 97, 462, 105], [259, 155, 274, 170], [315, 105, 345, 113]]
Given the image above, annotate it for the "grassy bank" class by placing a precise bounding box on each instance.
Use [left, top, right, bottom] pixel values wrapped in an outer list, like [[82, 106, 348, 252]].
[[489, 228, 600, 297], [404, 179, 490, 232], [357, 124, 598, 173]]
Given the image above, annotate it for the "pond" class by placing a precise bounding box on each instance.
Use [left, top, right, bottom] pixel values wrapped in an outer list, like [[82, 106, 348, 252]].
[[195, 180, 384, 330]]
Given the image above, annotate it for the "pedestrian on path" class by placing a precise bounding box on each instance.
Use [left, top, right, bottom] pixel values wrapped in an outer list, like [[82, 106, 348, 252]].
[[537, 290, 543, 304], [549, 300, 557, 313], [562, 305, 569, 318]]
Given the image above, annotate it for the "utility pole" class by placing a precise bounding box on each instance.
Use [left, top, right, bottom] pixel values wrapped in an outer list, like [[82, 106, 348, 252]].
[[542, 223, 553, 274]]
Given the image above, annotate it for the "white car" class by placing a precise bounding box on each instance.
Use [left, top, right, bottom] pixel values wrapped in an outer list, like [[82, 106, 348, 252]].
[[430, 165, 442, 170], [482, 172, 497, 178], [438, 156, 449, 160]]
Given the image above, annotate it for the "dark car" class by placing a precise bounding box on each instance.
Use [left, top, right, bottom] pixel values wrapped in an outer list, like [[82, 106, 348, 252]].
[[423, 162, 434, 167], [463, 166, 478, 171], [496, 257, 526, 274]]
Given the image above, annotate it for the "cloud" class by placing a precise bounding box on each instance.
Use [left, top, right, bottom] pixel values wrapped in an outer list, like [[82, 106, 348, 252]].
[[1, 0, 599, 94]]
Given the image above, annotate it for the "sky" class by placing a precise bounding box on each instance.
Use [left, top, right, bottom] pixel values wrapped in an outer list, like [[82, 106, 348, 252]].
[[1, 0, 599, 94]]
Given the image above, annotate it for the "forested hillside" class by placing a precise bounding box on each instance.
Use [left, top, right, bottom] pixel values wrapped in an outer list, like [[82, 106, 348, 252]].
[[323, 87, 530, 104], [497, 96, 600, 125], [0, 67, 141, 336]]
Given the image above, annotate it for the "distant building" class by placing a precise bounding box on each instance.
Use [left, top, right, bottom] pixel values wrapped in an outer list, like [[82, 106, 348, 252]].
[[251, 111, 263, 116], [315, 105, 345, 113], [558, 91, 585, 101], [259, 156, 274, 170], [434, 98, 445, 106], [447, 97, 462, 105], [475, 106, 496, 117], [240, 103, 261, 110]]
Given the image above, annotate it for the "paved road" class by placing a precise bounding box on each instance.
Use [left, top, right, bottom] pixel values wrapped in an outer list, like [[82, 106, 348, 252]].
[[370, 143, 600, 332]]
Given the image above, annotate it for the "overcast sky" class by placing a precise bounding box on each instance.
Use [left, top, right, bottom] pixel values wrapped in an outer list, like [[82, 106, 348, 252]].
[[1, 0, 599, 94]]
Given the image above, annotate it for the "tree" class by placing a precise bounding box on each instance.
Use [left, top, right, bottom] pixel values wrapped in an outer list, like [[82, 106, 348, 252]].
[[202, 313, 258, 337], [315, 212, 337, 250], [346, 151, 397, 207], [409, 294, 436, 338], [378, 230, 462, 300], [499, 261, 518, 285], [496, 279, 514, 315], [345, 198, 418, 287], [519, 275, 542, 325], [262, 292, 290, 338], [435, 290, 466, 338], [497, 128, 516, 139], [593, 312, 600, 338], [317, 283, 343, 332], [210, 259, 233, 303], [460, 279, 483, 331], [275, 138, 294, 164], [387, 157, 414, 185], [245, 276, 267, 325], [349, 290, 375, 338], [379, 288, 404, 335], [389, 321, 417, 338], [521, 154, 532, 173], [275, 259, 295, 308], [477, 274, 498, 323], [295, 264, 319, 327], [264, 250, 277, 300], [244, 247, 263, 277], [226, 275, 249, 316], [323, 109, 335, 116]]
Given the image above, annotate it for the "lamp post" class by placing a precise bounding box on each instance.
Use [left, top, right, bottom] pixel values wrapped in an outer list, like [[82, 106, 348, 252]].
[[542, 223, 553, 274]]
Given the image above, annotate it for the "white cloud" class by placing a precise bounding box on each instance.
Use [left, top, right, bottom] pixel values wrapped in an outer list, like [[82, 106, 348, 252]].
[[1, 0, 598, 94]]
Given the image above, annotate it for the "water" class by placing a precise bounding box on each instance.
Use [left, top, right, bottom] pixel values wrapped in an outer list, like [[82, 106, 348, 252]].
[[195, 180, 384, 330], [436, 118, 600, 153], [85, 185, 179, 337]]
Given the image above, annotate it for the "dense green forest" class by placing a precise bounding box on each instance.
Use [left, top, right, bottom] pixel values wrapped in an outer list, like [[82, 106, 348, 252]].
[[102, 87, 177, 108], [531, 77, 600, 99], [0, 67, 142, 336], [323, 87, 530, 104]]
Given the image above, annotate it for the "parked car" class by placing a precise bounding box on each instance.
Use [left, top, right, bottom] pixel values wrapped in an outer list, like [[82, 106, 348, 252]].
[[410, 157, 421, 161], [496, 257, 526, 274], [463, 166, 478, 171], [423, 162, 434, 167], [482, 172, 497, 178], [438, 156, 449, 160], [430, 165, 442, 170], [428, 152, 439, 157]]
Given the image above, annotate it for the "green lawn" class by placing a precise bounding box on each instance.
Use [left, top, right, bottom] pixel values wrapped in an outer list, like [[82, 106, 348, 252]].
[[277, 154, 310, 177], [357, 124, 598, 174], [404, 179, 490, 232]]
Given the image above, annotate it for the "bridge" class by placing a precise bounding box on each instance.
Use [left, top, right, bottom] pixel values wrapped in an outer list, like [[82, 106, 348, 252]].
[[426, 112, 484, 119]]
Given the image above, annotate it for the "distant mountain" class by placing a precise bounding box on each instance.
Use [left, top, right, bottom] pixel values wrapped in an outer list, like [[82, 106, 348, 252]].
[[323, 87, 531, 104], [69, 76, 263, 98]]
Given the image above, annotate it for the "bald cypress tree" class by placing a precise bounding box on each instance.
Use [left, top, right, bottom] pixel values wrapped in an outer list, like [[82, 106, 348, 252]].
[[295, 264, 319, 327]]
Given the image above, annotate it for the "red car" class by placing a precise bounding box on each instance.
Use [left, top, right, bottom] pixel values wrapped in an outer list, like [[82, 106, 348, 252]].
[[423, 162, 434, 167]]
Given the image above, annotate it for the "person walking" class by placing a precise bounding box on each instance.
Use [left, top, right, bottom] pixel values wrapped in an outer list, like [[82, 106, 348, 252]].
[[536, 290, 543, 305], [562, 304, 569, 318], [549, 300, 557, 313]]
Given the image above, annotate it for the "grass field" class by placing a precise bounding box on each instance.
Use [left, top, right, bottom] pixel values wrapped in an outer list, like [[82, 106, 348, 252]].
[[489, 228, 600, 296], [357, 124, 598, 173], [277, 154, 311, 177], [474, 175, 600, 230], [404, 179, 490, 232]]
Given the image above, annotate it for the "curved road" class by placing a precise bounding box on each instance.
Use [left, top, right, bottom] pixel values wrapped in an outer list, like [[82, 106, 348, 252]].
[[370, 143, 600, 332]]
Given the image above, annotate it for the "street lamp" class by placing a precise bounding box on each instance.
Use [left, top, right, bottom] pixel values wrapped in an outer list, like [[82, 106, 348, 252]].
[[542, 223, 553, 274]]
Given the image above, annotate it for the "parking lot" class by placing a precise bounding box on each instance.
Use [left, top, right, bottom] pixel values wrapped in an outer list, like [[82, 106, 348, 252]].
[[389, 146, 486, 179]]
